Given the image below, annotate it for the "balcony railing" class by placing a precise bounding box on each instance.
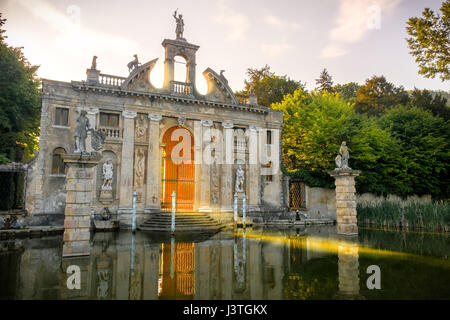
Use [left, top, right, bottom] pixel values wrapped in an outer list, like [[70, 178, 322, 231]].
[[171, 81, 192, 95], [99, 73, 126, 87], [235, 94, 250, 105], [99, 126, 122, 139]]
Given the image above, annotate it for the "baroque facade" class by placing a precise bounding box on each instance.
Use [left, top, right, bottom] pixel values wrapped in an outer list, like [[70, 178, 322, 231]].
[[25, 31, 285, 227]]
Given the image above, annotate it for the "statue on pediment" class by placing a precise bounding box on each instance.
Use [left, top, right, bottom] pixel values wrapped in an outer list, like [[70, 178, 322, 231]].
[[173, 9, 185, 40]]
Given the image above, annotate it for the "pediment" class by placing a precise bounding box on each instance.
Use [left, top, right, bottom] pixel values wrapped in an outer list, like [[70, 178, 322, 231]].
[[121, 58, 159, 92]]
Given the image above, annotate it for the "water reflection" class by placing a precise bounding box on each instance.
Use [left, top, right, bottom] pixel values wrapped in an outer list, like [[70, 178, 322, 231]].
[[0, 226, 449, 300]]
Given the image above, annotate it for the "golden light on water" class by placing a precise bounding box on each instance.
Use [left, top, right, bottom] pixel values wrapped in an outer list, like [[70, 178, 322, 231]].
[[231, 230, 450, 269]]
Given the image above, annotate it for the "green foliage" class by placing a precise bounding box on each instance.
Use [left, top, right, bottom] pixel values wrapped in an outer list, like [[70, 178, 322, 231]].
[[274, 86, 449, 199], [333, 82, 359, 104], [409, 88, 450, 120], [406, 0, 450, 81], [377, 105, 450, 198], [357, 201, 450, 232], [315, 68, 333, 93], [354, 76, 410, 116], [0, 13, 41, 163], [237, 65, 305, 108]]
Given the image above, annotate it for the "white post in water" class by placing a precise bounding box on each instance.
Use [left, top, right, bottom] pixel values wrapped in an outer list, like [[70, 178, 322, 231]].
[[171, 191, 176, 233], [242, 192, 247, 228], [234, 192, 238, 227], [132, 191, 137, 232]]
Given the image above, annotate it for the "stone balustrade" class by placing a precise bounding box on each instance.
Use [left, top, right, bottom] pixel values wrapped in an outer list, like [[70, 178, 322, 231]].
[[99, 73, 126, 86], [171, 80, 192, 95], [235, 94, 250, 105], [99, 126, 122, 139]]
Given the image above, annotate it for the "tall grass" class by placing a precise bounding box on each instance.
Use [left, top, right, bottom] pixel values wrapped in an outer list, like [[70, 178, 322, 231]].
[[357, 201, 450, 233]]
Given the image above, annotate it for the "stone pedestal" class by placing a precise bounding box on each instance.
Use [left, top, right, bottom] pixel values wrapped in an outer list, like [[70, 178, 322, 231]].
[[62, 153, 101, 257], [329, 169, 360, 235]]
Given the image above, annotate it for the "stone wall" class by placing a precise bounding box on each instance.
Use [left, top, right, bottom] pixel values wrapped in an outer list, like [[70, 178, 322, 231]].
[[296, 185, 432, 220]]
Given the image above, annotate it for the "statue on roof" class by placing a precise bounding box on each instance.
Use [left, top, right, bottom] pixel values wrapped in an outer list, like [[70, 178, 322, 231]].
[[173, 9, 185, 40], [127, 54, 141, 73]]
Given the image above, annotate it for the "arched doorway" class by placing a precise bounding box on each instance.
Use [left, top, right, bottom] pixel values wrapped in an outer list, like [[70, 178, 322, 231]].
[[161, 126, 194, 211]]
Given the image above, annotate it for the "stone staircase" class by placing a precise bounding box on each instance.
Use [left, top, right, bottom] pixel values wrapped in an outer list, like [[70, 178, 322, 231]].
[[138, 212, 224, 233]]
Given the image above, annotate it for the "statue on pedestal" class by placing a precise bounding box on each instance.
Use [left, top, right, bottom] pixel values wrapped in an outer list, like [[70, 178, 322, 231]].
[[91, 56, 97, 70], [173, 9, 185, 40], [335, 141, 351, 170], [235, 164, 245, 193], [74, 110, 90, 154]]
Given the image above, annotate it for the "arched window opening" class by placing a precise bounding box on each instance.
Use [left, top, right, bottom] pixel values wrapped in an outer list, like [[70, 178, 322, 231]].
[[52, 148, 66, 174], [174, 55, 188, 83]]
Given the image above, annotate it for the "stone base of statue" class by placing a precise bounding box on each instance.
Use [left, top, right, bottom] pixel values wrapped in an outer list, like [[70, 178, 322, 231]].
[[62, 153, 101, 257], [93, 219, 119, 232], [329, 169, 360, 236], [99, 189, 113, 203]]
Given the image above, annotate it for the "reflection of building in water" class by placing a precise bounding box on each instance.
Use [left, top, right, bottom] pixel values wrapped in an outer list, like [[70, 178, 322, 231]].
[[233, 234, 247, 294], [159, 242, 195, 299], [336, 239, 361, 299]]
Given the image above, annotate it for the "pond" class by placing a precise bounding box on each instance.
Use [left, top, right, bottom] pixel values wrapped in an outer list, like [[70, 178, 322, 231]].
[[0, 226, 449, 300]]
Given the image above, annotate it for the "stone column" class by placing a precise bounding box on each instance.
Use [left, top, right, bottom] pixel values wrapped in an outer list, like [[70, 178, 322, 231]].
[[62, 153, 101, 257], [86, 107, 99, 154], [221, 121, 234, 212], [248, 126, 261, 213], [145, 113, 163, 213], [199, 120, 213, 212], [329, 169, 361, 235], [193, 120, 202, 211], [118, 110, 137, 226]]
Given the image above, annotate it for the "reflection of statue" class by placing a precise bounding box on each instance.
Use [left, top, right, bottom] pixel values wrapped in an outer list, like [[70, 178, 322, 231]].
[[91, 55, 97, 70], [235, 165, 245, 193], [127, 54, 141, 73], [74, 110, 90, 154], [97, 270, 109, 299], [335, 141, 351, 170], [173, 9, 185, 40], [102, 160, 113, 190]]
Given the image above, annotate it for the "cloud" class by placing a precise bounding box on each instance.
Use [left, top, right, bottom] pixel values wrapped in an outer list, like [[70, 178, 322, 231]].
[[15, 0, 140, 59], [321, 43, 349, 59], [214, 0, 250, 41], [321, 0, 402, 59], [264, 15, 302, 31], [261, 40, 293, 57]]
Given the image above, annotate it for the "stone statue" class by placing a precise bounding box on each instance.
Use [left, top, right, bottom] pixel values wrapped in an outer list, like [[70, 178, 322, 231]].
[[91, 56, 97, 70], [335, 141, 351, 170], [74, 110, 90, 154], [102, 160, 113, 190], [135, 114, 147, 139], [127, 54, 141, 73], [173, 9, 185, 40], [235, 164, 245, 193]]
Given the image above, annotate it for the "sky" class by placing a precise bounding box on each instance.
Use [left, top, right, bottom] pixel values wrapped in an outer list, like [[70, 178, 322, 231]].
[[1, 0, 448, 94]]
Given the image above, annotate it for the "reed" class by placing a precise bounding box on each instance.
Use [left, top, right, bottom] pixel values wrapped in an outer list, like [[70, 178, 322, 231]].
[[357, 201, 450, 233]]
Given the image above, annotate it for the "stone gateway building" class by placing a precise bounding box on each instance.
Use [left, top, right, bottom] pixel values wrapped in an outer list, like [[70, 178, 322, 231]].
[[25, 28, 286, 228]]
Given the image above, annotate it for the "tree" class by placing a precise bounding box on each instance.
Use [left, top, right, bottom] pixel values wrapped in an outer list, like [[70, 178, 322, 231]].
[[354, 76, 410, 116], [410, 88, 450, 120], [315, 68, 334, 93], [0, 13, 41, 163], [406, 0, 450, 81], [333, 82, 359, 104], [377, 106, 450, 198], [238, 65, 305, 108]]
